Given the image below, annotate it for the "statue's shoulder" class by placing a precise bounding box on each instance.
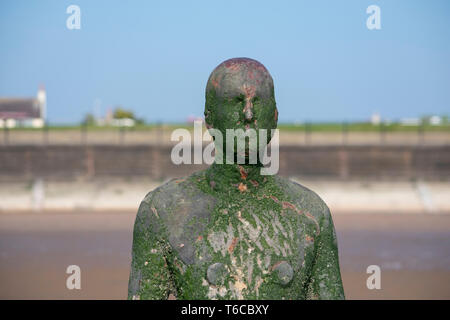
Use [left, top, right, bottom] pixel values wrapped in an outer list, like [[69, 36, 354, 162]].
[[272, 175, 332, 225], [137, 170, 216, 264], [138, 170, 216, 230], [141, 175, 195, 208], [142, 169, 214, 212]]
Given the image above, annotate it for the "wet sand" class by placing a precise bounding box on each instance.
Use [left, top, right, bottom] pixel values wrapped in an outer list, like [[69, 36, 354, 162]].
[[0, 211, 449, 299]]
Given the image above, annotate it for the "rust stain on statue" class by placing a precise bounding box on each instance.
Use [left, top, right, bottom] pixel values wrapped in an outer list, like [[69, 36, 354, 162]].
[[250, 180, 259, 187], [239, 166, 248, 180], [282, 201, 296, 210], [151, 206, 159, 218], [228, 237, 239, 253], [304, 212, 320, 235], [211, 78, 219, 88], [270, 260, 286, 271], [270, 195, 279, 203], [242, 84, 256, 98], [238, 182, 247, 192], [224, 60, 241, 71]]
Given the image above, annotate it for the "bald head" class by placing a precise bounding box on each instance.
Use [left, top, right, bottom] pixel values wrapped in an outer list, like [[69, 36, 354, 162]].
[[206, 58, 274, 100], [205, 58, 278, 133]]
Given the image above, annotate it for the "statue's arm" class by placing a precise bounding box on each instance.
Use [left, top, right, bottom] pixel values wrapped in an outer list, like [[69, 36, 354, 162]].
[[128, 198, 175, 300], [306, 207, 345, 300]]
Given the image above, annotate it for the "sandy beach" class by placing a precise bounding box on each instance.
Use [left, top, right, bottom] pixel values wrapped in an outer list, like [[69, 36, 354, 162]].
[[1, 211, 449, 299]]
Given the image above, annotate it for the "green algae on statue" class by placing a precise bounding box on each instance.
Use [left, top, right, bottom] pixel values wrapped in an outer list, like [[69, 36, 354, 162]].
[[128, 57, 345, 300]]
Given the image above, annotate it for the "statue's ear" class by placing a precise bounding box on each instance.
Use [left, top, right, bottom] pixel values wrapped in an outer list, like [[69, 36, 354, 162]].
[[204, 108, 213, 129]]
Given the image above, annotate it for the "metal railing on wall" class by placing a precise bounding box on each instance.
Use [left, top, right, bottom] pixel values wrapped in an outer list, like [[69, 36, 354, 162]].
[[0, 122, 449, 146]]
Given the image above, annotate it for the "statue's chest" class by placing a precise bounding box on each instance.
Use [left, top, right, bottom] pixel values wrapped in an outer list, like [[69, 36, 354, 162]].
[[173, 203, 319, 299]]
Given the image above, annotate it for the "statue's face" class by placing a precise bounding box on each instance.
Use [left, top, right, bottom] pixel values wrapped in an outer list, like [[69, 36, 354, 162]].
[[205, 58, 278, 159]]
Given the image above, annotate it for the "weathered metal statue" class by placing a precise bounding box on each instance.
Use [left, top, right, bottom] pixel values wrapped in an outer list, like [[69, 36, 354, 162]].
[[128, 58, 345, 300]]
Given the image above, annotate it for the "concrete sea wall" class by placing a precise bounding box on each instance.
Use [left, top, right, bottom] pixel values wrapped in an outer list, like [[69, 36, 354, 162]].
[[0, 145, 449, 181]]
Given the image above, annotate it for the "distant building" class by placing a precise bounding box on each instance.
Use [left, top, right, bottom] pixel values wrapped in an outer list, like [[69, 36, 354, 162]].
[[400, 118, 421, 126], [429, 115, 442, 126], [95, 108, 136, 127], [0, 86, 46, 128], [111, 118, 135, 127]]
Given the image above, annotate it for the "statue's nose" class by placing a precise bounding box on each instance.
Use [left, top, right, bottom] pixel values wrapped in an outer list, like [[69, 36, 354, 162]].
[[244, 98, 253, 121]]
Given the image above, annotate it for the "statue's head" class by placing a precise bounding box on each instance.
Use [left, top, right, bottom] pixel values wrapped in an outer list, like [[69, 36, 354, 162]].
[[204, 58, 278, 161]]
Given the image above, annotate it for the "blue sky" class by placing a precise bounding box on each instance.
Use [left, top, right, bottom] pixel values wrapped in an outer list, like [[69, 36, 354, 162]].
[[0, 0, 449, 124]]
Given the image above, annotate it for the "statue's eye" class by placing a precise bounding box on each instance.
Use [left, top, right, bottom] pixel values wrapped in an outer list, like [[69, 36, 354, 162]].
[[234, 95, 245, 103]]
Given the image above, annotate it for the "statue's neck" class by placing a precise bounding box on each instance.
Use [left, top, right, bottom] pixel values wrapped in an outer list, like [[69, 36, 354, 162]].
[[205, 162, 267, 193]]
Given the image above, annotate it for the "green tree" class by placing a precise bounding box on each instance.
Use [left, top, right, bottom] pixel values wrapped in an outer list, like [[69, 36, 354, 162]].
[[113, 107, 135, 119], [82, 113, 96, 126]]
